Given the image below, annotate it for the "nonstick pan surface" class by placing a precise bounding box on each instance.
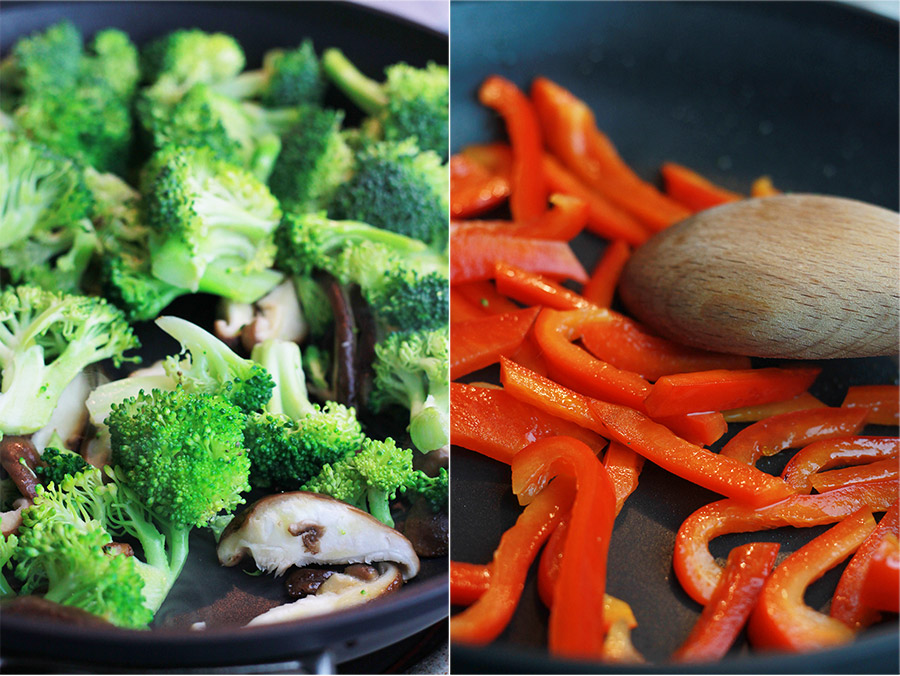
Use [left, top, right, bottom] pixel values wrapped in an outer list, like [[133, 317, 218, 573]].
[[449, 1, 899, 673], [0, 2, 448, 670]]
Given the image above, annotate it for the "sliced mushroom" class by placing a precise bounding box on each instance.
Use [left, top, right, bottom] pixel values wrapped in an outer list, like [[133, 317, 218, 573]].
[[241, 280, 307, 351], [1, 497, 30, 537], [1, 436, 42, 500], [217, 492, 420, 580], [30, 370, 92, 455], [214, 299, 255, 349], [246, 561, 403, 626]]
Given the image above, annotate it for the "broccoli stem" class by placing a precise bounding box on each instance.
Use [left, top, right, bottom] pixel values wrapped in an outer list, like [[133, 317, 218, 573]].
[[321, 48, 387, 116], [409, 395, 449, 453], [366, 486, 394, 528], [250, 339, 317, 419]]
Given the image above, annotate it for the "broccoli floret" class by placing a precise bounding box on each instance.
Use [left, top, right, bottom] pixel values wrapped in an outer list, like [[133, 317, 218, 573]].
[[302, 343, 333, 394], [13, 472, 152, 628], [86, 169, 186, 321], [35, 447, 90, 487], [268, 106, 353, 213], [85, 29, 140, 98], [0, 21, 83, 101], [330, 139, 448, 250], [141, 29, 245, 90], [0, 532, 17, 599], [107, 387, 250, 528], [370, 327, 449, 454], [214, 40, 325, 107], [141, 145, 284, 302], [302, 437, 414, 527], [275, 211, 428, 279], [404, 467, 448, 513], [0, 131, 98, 293], [243, 339, 364, 489], [294, 277, 334, 338], [322, 49, 448, 159], [0, 286, 139, 436], [156, 315, 274, 415], [365, 268, 449, 332]]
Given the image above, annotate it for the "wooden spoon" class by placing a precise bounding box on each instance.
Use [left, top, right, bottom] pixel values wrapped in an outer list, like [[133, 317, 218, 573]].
[[618, 194, 899, 360]]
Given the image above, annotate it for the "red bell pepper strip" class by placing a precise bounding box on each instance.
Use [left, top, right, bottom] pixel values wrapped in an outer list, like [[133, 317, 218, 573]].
[[643, 366, 822, 418], [603, 440, 645, 516], [531, 77, 690, 232], [452, 280, 520, 316], [673, 479, 898, 605], [450, 287, 489, 323], [450, 561, 492, 606], [510, 436, 616, 659], [461, 142, 514, 176], [751, 176, 780, 197], [809, 458, 900, 493], [450, 153, 510, 218], [860, 533, 900, 613], [581, 239, 631, 308], [494, 262, 592, 311], [660, 162, 742, 212], [580, 313, 752, 382], [451, 230, 588, 285], [450, 193, 589, 242], [842, 384, 900, 426], [656, 411, 728, 447], [510, 330, 549, 377], [450, 382, 606, 464], [781, 436, 899, 493], [450, 476, 574, 644], [500, 358, 796, 508], [719, 407, 868, 466], [478, 75, 547, 222], [831, 501, 899, 628], [451, 307, 540, 380], [534, 307, 651, 409], [722, 392, 826, 423], [672, 542, 779, 663], [747, 508, 876, 652], [542, 153, 651, 244]]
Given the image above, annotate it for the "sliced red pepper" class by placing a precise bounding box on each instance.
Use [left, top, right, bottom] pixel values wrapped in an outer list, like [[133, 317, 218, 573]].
[[452, 280, 520, 316], [672, 542, 779, 663], [781, 436, 899, 493], [660, 162, 742, 211], [450, 153, 510, 218], [500, 358, 796, 508], [580, 239, 631, 308], [478, 75, 547, 222], [831, 501, 899, 628], [672, 479, 898, 605], [494, 263, 592, 311], [580, 313, 752, 382], [450, 287, 489, 323], [860, 532, 900, 613], [450, 193, 589, 242], [461, 142, 514, 176], [657, 411, 728, 447], [723, 392, 826, 423], [809, 458, 899, 493], [450, 382, 606, 464], [603, 440, 645, 516], [531, 77, 690, 232], [450, 561, 492, 606], [719, 407, 868, 466], [449, 476, 574, 644], [751, 176, 780, 197], [842, 384, 900, 426], [534, 307, 651, 409], [450, 231, 588, 285], [450, 307, 540, 380], [747, 508, 876, 652], [643, 366, 822, 418], [510, 436, 616, 659], [510, 330, 549, 377]]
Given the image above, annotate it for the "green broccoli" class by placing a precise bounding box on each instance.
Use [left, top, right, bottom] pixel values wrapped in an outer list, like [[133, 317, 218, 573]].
[[141, 144, 284, 303], [243, 339, 365, 489], [365, 268, 449, 332], [140, 29, 246, 91], [267, 106, 353, 213], [0, 131, 98, 293], [369, 327, 449, 454], [0, 286, 139, 436], [330, 139, 448, 250], [35, 446, 90, 487], [85, 168, 186, 321], [404, 467, 448, 513], [13, 472, 152, 628], [322, 49, 448, 159], [0, 532, 17, 599], [0, 21, 83, 103], [302, 437, 414, 527], [213, 39, 325, 107], [294, 277, 334, 339], [156, 315, 274, 415]]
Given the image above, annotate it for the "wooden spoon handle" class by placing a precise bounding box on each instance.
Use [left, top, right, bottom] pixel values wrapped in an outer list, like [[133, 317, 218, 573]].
[[619, 194, 899, 360]]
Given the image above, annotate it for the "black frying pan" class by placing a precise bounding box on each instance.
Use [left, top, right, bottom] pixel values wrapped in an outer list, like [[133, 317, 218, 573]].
[[0, 2, 448, 670], [449, 1, 899, 673]]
